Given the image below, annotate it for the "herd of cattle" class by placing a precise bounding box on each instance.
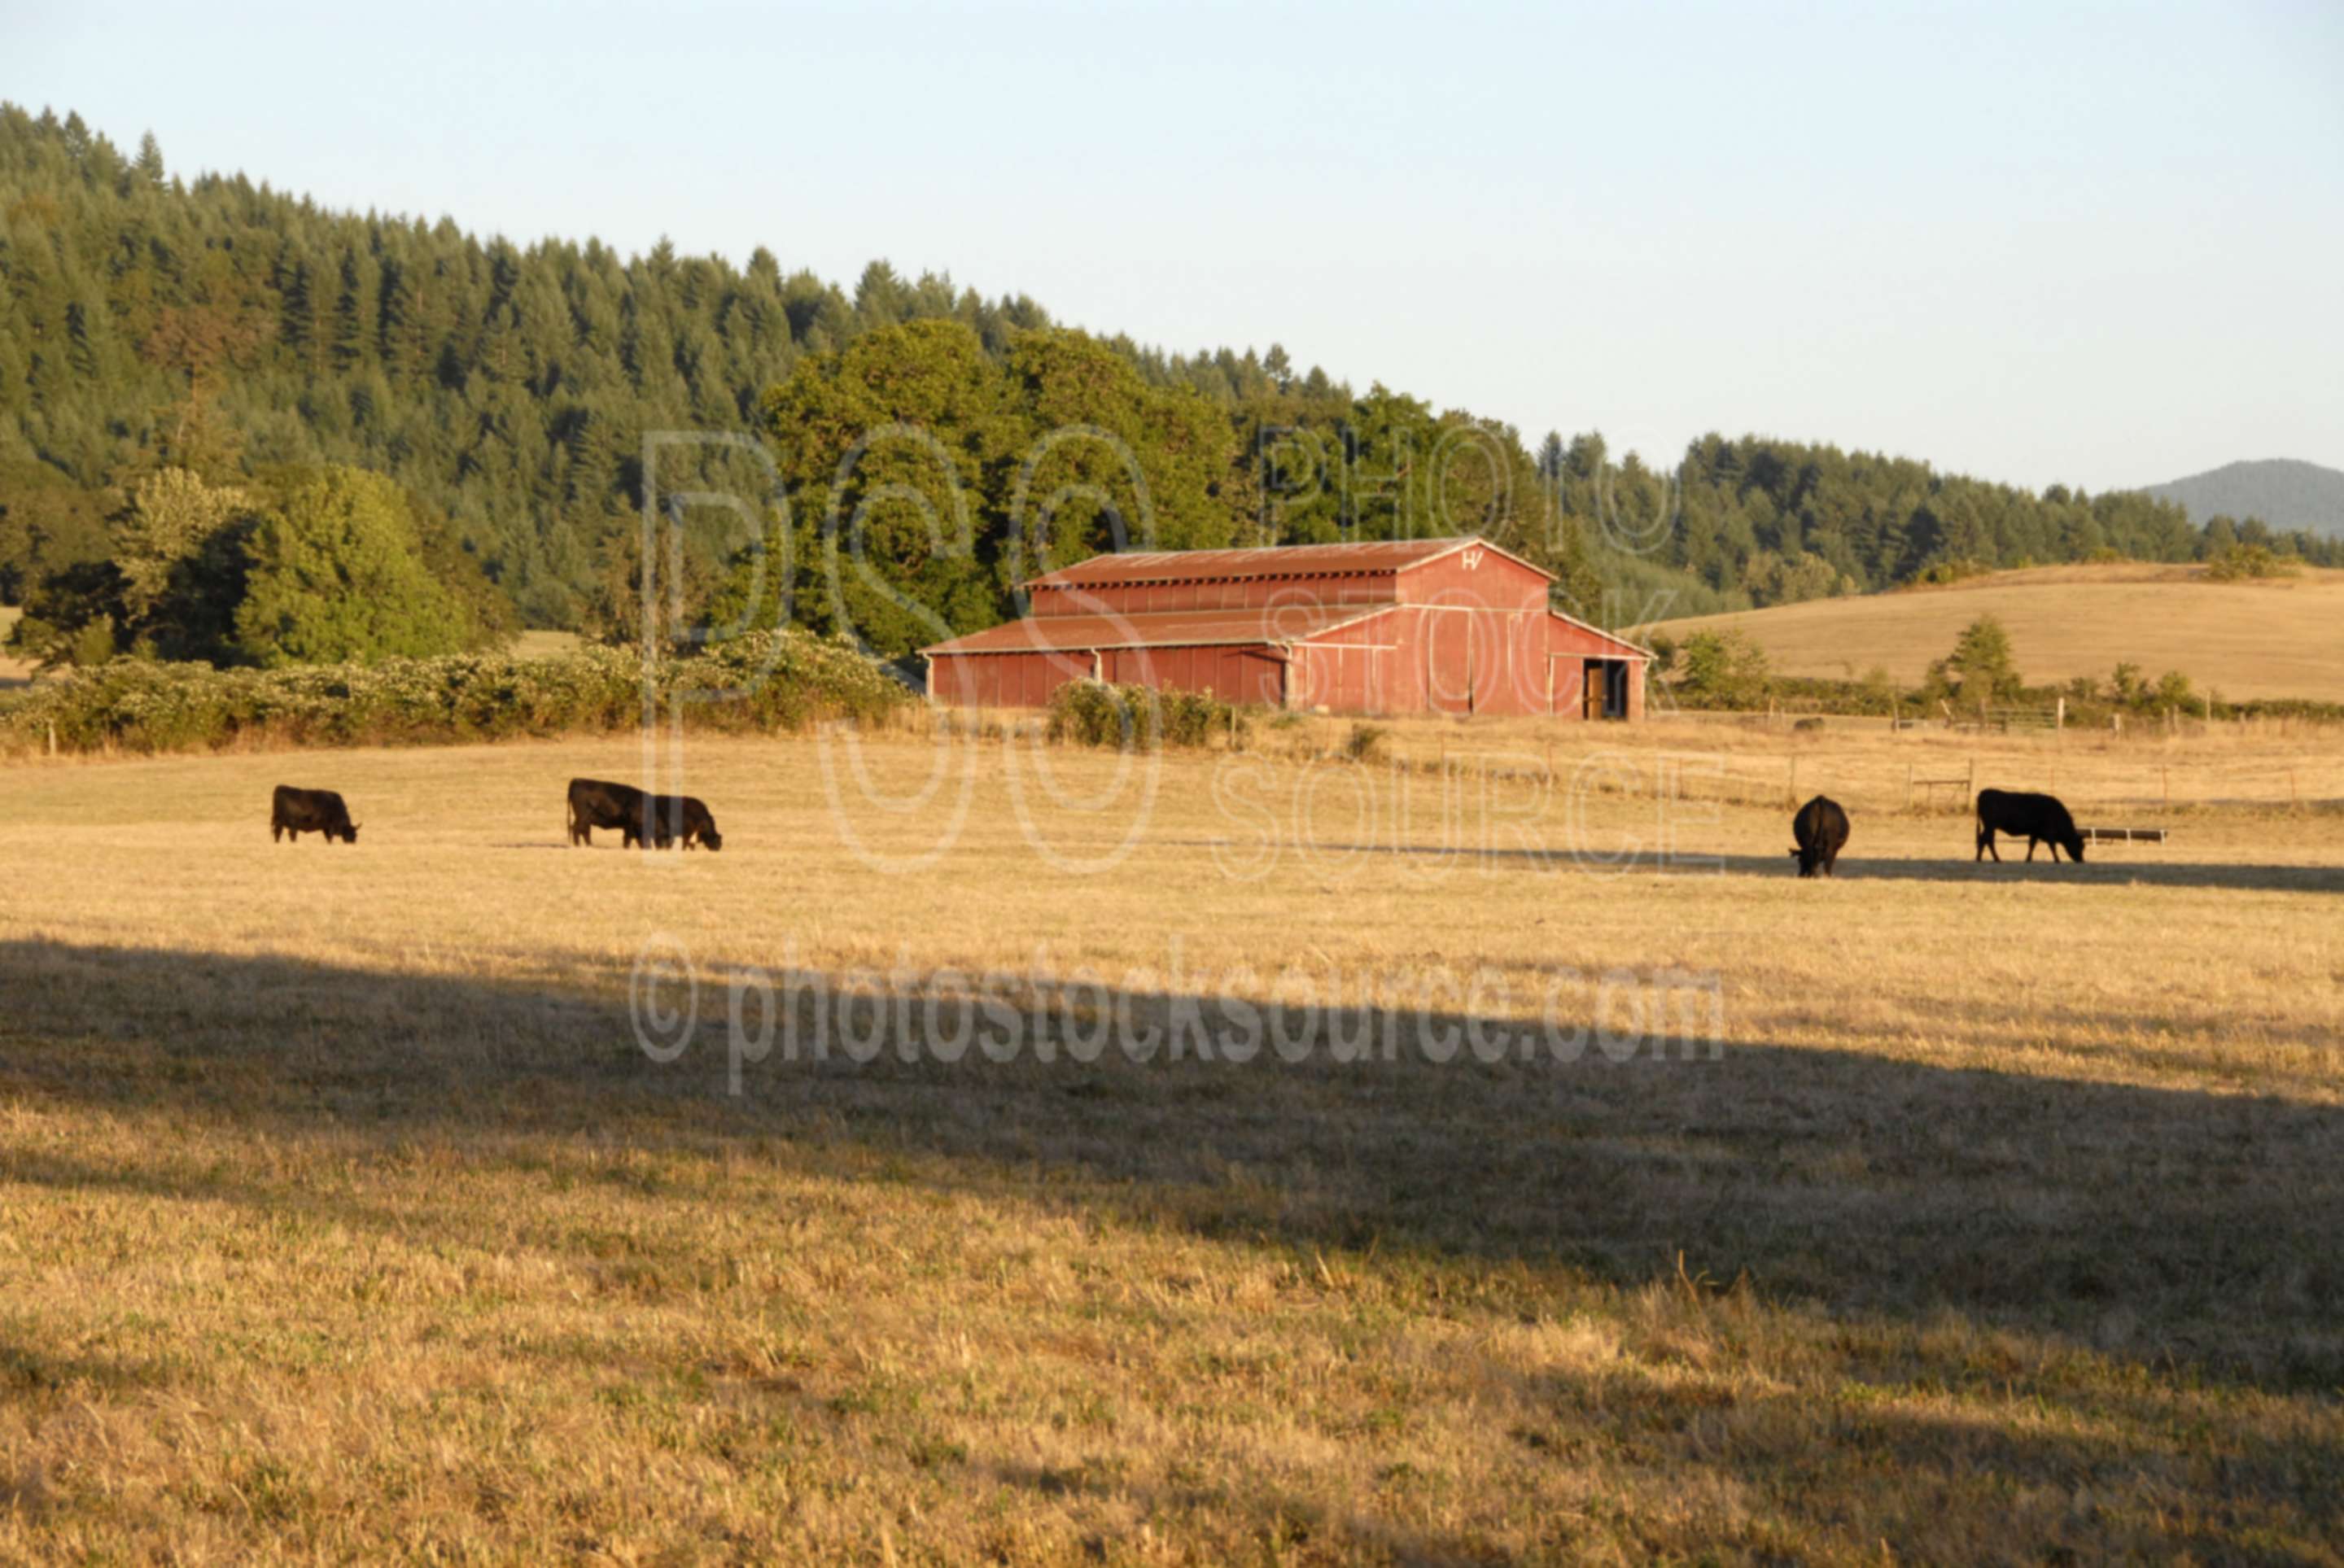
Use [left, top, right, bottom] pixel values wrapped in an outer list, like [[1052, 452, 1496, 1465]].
[[1788, 787, 2087, 877], [274, 779, 2086, 876], [269, 779, 724, 851]]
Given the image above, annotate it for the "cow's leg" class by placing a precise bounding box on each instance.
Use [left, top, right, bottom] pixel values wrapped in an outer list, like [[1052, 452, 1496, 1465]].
[[2026, 837, 2039, 862], [1977, 828, 1998, 862], [272, 822, 283, 843]]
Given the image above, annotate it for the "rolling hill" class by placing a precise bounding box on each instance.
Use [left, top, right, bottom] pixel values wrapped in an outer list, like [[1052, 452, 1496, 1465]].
[[2144, 459, 2344, 539], [1640, 562, 2344, 701]]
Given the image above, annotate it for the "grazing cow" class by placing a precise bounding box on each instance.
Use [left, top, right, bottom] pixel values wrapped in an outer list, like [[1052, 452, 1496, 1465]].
[[1788, 794, 1850, 878], [646, 793, 723, 852], [271, 785, 359, 845], [1975, 788, 2085, 863], [566, 777, 656, 849]]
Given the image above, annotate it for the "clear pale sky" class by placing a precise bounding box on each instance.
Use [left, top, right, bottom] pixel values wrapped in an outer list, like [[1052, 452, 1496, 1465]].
[[6, 0, 2339, 492]]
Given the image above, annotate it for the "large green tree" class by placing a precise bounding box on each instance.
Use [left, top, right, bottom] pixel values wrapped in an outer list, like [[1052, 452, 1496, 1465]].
[[711, 321, 1242, 659], [233, 467, 483, 665]]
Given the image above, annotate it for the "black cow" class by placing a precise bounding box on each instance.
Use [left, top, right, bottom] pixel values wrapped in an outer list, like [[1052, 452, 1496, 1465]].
[[1975, 788, 2084, 863], [272, 785, 359, 845], [1789, 794, 1849, 878], [646, 793, 723, 852], [567, 777, 655, 849]]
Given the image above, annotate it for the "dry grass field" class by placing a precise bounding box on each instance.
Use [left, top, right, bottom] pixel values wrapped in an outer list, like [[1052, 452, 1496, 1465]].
[[1639, 561, 2344, 701], [3, 717, 2342, 1562], [510, 627, 587, 660]]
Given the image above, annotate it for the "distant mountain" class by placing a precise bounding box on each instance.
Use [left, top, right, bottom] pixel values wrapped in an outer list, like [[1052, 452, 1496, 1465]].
[[2143, 460, 2344, 539]]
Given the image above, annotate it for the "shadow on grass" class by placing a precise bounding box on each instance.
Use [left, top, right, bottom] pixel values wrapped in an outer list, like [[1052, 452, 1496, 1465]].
[[2, 935, 2339, 1398], [1176, 838, 2344, 893]]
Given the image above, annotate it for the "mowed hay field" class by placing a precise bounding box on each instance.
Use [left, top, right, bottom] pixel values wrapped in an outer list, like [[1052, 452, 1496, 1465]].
[[2, 723, 2343, 1562], [1641, 561, 2344, 700]]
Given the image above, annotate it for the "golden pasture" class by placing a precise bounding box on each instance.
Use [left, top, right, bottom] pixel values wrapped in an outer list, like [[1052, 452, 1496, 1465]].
[[1, 718, 2340, 1562], [1640, 561, 2344, 701]]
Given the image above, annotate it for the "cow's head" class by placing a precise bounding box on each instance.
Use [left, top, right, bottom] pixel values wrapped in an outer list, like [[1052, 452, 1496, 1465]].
[[341, 823, 361, 845], [1790, 845, 1821, 878], [701, 828, 723, 852], [2062, 831, 2084, 863]]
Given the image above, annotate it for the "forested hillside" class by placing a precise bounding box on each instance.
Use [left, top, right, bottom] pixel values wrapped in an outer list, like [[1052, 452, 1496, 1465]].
[[5, 102, 2337, 659]]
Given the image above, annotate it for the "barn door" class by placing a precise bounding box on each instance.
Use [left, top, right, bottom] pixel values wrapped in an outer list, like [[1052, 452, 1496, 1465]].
[[1581, 660, 1627, 719]]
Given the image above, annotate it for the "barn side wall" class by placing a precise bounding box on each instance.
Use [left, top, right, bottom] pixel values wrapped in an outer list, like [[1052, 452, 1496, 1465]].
[[929, 645, 1286, 710], [1100, 644, 1285, 706], [928, 649, 1097, 709]]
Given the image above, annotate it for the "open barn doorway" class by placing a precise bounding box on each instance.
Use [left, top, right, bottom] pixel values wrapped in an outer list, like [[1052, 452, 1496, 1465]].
[[1582, 658, 1629, 719]]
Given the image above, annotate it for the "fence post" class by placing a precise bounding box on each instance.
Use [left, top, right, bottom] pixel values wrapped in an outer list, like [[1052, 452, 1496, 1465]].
[[2056, 696, 2065, 736]]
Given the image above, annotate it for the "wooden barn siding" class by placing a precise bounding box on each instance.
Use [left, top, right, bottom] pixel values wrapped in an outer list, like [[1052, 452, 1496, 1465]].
[[1101, 644, 1284, 706], [927, 649, 1090, 709], [1284, 606, 1564, 717]]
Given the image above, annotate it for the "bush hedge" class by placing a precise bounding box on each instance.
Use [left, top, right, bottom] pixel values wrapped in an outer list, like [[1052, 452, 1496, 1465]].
[[0, 629, 909, 757], [1046, 679, 1248, 750]]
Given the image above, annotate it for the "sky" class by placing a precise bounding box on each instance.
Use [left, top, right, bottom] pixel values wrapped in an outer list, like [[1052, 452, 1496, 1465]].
[[5, 0, 2340, 493]]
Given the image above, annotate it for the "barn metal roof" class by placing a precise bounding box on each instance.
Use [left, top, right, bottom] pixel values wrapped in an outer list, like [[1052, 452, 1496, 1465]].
[[1550, 610, 1656, 661], [922, 603, 1393, 657], [1021, 535, 1549, 589]]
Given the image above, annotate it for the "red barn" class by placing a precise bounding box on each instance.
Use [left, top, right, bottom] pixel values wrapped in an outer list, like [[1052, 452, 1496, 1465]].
[[921, 536, 1650, 718]]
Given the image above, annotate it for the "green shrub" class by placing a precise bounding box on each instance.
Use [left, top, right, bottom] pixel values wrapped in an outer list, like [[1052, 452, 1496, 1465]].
[[1045, 679, 1244, 751], [1668, 629, 1773, 710], [2202, 544, 2301, 583], [1913, 557, 1992, 587]]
